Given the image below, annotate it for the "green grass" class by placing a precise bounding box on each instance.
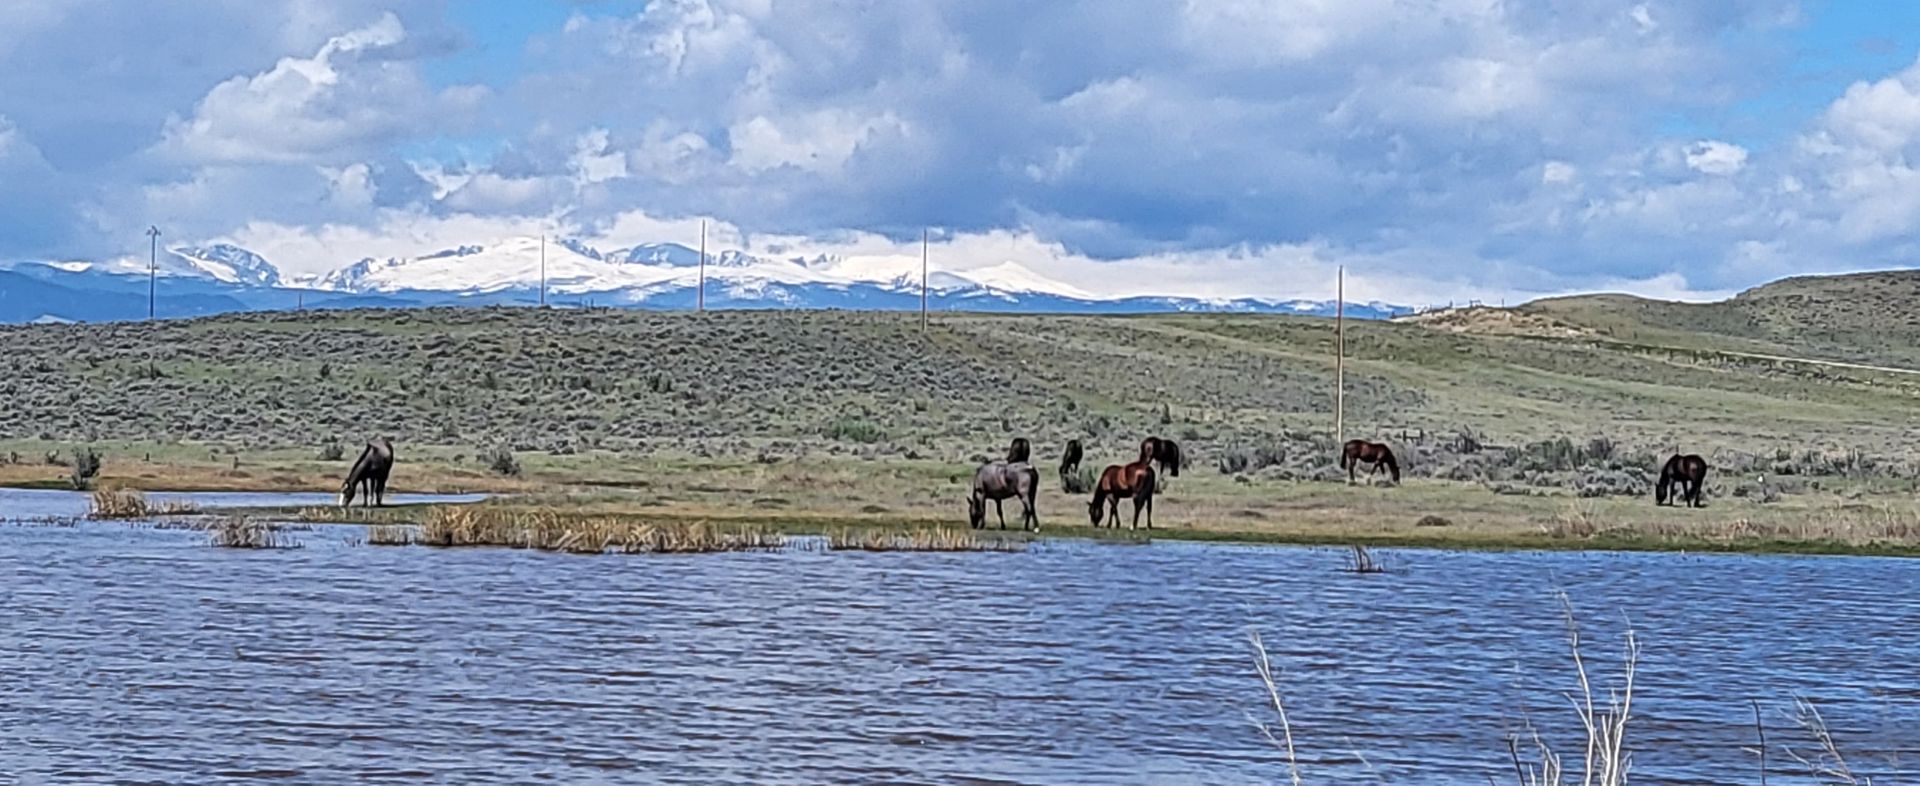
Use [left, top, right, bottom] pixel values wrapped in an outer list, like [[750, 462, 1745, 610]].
[[6, 304, 1920, 556]]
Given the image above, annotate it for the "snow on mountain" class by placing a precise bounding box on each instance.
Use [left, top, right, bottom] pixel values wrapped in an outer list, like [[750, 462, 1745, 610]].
[[0, 235, 1414, 322], [168, 244, 281, 287]]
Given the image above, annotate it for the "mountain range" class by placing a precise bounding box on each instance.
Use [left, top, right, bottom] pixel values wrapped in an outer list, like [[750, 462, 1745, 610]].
[[0, 237, 1407, 324]]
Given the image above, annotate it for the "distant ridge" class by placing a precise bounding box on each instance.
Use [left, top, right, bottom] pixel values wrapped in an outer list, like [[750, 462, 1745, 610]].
[[0, 236, 1407, 324]]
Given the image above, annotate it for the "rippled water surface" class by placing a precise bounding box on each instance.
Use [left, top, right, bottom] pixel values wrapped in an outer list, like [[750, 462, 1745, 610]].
[[3, 490, 1918, 784]]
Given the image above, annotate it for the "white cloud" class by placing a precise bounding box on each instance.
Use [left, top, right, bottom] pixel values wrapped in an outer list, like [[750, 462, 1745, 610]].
[[1541, 161, 1578, 184], [156, 13, 471, 165], [1685, 140, 1748, 175]]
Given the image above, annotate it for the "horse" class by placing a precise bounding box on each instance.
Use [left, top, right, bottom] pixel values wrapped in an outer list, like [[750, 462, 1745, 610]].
[[1059, 439, 1084, 486], [1656, 454, 1709, 508], [1340, 439, 1400, 485], [1140, 437, 1183, 478], [1089, 461, 1157, 530], [969, 461, 1040, 531], [1007, 437, 1032, 464], [340, 437, 395, 508]]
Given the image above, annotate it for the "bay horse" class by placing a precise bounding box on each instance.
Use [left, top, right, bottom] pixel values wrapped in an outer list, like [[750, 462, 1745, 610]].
[[340, 437, 395, 508], [1656, 454, 1709, 508], [1089, 460, 1157, 530], [1007, 437, 1032, 464], [1340, 439, 1400, 485], [969, 460, 1040, 531], [1059, 439, 1084, 486], [1140, 437, 1183, 478]]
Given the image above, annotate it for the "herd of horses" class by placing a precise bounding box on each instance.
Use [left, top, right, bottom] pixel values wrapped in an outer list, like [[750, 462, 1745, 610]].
[[967, 435, 1183, 531], [962, 436, 1714, 531], [336, 431, 1714, 524]]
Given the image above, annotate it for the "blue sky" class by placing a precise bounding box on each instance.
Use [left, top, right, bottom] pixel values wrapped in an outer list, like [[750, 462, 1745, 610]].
[[5, 0, 1920, 303]]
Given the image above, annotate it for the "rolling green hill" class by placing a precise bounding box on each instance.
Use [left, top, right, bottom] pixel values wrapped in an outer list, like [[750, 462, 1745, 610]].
[[1, 304, 1914, 465], [1518, 269, 1920, 368]]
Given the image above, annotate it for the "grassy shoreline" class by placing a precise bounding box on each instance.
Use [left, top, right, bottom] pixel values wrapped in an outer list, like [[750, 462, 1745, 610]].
[[13, 447, 1920, 558], [195, 496, 1920, 559]]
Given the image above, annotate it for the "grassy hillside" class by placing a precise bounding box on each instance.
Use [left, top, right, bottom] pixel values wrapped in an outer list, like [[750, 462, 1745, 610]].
[[7, 306, 1920, 554], [1, 305, 1914, 462], [1517, 269, 1920, 368]]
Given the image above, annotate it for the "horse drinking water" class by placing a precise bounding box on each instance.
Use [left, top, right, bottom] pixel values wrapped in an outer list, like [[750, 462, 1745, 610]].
[[969, 460, 1040, 531], [340, 437, 395, 508], [1656, 454, 1709, 508], [1340, 439, 1400, 485]]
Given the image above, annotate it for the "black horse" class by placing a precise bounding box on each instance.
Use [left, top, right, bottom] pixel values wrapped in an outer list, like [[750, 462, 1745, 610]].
[[340, 437, 395, 508], [1059, 439, 1083, 486], [1007, 437, 1032, 464], [1141, 437, 1183, 478], [1656, 454, 1708, 508]]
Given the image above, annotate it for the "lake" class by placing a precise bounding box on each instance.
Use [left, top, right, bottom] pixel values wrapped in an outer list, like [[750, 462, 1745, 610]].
[[2, 489, 1916, 784]]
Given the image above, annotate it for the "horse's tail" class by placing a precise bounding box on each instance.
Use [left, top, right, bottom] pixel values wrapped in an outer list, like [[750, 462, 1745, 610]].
[[1338, 445, 1352, 471]]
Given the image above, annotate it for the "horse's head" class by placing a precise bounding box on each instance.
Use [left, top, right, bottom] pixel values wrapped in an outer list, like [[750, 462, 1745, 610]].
[[1087, 498, 1104, 526], [967, 496, 985, 529], [338, 478, 355, 508], [1654, 477, 1670, 505]]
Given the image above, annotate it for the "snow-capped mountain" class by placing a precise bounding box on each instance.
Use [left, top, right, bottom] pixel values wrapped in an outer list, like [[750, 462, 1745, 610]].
[[0, 237, 1410, 323], [167, 244, 282, 287]]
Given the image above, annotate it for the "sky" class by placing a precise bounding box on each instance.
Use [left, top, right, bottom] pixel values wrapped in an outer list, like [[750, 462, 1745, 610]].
[[6, 0, 1920, 305]]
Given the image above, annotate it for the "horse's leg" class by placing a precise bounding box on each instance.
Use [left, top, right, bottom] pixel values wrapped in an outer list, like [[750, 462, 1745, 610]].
[[1348, 457, 1357, 485], [995, 498, 1007, 530], [1144, 492, 1154, 530]]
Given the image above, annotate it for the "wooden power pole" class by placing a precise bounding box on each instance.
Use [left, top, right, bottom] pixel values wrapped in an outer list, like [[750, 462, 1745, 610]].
[[698, 220, 707, 313], [1335, 265, 1345, 444], [920, 228, 929, 333]]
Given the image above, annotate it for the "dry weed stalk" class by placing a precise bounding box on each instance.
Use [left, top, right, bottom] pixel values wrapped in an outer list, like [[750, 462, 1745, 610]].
[[1247, 630, 1304, 786], [1784, 698, 1871, 785]]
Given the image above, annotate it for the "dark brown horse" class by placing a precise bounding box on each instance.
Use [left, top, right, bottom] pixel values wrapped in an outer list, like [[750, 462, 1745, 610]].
[[1140, 437, 1183, 478], [1656, 454, 1709, 508], [1059, 439, 1083, 485], [340, 437, 395, 508], [1007, 437, 1032, 464], [1340, 439, 1400, 485], [969, 460, 1040, 530], [1089, 461, 1156, 530]]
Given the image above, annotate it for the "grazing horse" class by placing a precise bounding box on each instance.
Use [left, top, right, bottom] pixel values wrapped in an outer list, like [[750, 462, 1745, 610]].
[[1089, 461, 1157, 530], [340, 437, 395, 508], [1007, 437, 1032, 464], [1059, 439, 1084, 486], [969, 461, 1040, 531], [1656, 454, 1709, 508], [1340, 439, 1400, 485], [1140, 437, 1183, 478]]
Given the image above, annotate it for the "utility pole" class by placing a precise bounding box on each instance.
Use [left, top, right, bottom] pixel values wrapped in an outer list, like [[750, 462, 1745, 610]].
[[145, 226, 161, 320], [1335, 265, 1345, 444], [539, 234, 547, 308], [697, 219, 707, 313], [920, 227, 929, 333]]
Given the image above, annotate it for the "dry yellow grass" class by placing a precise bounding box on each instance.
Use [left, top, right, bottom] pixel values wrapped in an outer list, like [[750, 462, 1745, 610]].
[[827, 527, 1027, 552], [207, 516, 300, 549], [87, 488, 198, 520], [414, 506, 784, 554]]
